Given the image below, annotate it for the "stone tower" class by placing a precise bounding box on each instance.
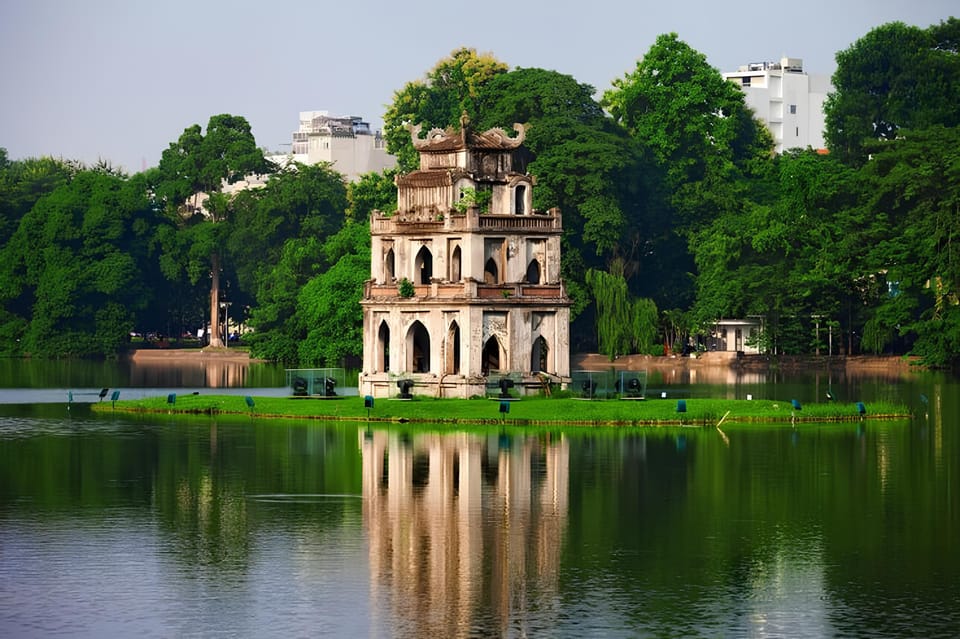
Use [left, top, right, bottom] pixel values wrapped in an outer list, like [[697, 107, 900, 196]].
[[359, 117, 571, 398]]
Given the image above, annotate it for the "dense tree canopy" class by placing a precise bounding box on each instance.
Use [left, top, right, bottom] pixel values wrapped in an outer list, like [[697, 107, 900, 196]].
[[0, 168, 167, 356], [384, 48, 508, 171], [602, 33, 773, 228], [824, 18, 960, 165]]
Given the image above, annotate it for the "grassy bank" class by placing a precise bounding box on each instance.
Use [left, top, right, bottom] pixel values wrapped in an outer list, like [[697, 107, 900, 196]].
[[94, 393, 910, 427]]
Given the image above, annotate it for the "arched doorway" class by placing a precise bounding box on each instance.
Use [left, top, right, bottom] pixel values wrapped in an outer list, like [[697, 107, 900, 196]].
[[378, 321, 390, 372], [482, 336, 500, 376], [484, 257, 498, 284], [526, 259, 541, 284], [450, 245, 461, 282], [445, 321, 461, 374], [407, 321, 430, 373], [531, 335, 548, 373], [415, 246, 433, 284], [514, 184, 526, 215], [384, 248, 395, 282]]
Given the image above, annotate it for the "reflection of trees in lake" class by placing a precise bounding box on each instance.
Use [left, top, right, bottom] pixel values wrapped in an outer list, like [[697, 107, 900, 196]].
[[361, 429, 568, 636], [128, 359, 249, 388]]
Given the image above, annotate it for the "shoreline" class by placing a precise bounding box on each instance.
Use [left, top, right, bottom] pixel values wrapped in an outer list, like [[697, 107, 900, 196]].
[[125, 347, 921, 375], [126, 346, 262, 363]]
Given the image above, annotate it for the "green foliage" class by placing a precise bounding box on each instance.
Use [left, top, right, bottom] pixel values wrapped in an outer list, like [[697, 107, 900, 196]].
[[384, 48, 508, 171], [398, 278, 415, 298], [227, 162, 348, 294], [155, 114, 276, 347], [453, 187, 491, 213], [0, 169, 166, 356], [246, 220, 368, 365], [825, 18, 960, 165], [602, 33, 772, 229], [0, 151, 76, 245], [631, 298, 660, 354], [857, 125, 960, 366], [586, 263, 660, 360], [297, 250, 370, 365], [347, 170, 397, 220]]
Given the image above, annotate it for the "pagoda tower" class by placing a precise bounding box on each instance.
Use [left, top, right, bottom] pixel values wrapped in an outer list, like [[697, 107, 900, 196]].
[[359, 116, 570, 398]]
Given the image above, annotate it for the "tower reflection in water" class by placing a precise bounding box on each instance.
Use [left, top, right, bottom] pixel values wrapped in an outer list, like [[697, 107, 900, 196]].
[[360, 429, 569, 635]]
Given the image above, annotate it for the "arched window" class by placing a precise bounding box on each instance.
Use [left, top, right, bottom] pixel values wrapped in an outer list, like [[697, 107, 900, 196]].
[[407, 321, 431, 373], [482, 336, 500, 376], [450, 245, 462, 282], [514, 185, 526, 215], [384, 248, 395, 282], [531, 335, 548, 373], [415, 246, 433, 285], [445, 321, 461, 374], [484, 257, 499, 284], [526, 259, 541, 285], [378, 321, 390, 372]]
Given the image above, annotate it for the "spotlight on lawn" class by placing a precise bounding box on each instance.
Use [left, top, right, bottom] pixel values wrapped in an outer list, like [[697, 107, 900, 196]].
[[323, 377, 337, 397], [397, 379, 414, 400]]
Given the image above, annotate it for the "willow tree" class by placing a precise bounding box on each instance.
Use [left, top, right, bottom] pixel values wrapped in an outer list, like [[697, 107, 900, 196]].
[[587, 261, 659, 360], [586, 267, 630, 360]]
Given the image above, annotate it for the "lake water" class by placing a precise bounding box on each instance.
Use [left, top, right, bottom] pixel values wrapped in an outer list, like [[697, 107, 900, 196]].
[[0, 359, 957, 637]]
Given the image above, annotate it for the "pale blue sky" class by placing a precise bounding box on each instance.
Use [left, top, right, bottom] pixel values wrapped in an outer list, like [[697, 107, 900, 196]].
[[1, 0, 954, 173]]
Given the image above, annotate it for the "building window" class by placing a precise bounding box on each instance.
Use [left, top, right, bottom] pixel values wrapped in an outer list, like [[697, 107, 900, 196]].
[[742, 76, 751, 87], [789, 104, 797, 115], [515, 185, 526, 215], [526, 259, 541, 285], [415, 246, 433, 285]]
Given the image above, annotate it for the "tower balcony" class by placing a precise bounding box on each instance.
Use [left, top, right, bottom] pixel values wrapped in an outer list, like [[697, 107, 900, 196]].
[[363, 279, 568, 303], [371, 207, 562, 236]]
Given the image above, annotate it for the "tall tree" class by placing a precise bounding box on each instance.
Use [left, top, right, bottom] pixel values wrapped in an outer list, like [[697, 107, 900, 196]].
[[824, 18, 960, 165], [383, 48, 508, 171], [156, 114, 274, 347], [602, 33, 772, 229]]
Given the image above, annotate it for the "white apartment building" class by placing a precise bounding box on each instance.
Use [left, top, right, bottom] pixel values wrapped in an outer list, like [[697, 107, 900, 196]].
[[268, 111, 395, 182], [723, 58, 832, 154]]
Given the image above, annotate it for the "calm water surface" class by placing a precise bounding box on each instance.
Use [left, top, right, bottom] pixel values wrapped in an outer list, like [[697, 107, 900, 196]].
[[0, 361, 957, 637]]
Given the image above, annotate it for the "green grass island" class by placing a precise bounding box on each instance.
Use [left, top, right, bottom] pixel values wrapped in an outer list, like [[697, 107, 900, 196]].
[[94, 393, 910, 427]]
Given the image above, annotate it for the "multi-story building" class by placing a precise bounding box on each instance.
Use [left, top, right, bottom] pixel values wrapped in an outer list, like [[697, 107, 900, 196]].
[[359, 117, 571, 399], [723, 58, 832, 154], [269, 111, 395, 182]]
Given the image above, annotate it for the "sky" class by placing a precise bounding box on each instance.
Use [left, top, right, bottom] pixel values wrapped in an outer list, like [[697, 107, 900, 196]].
[[1, 0, 955, 174]]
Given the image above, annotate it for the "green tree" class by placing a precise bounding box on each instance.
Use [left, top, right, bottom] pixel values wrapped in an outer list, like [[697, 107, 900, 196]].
[[297, 223, 371, 365], [690, 150, 867, 354], [156, 114, 274, 347], [227, 162, 348, 297], [859, 126, 960, 366], [347, 170, 397, 221], [383, 48, 508, 171], [0, 151, 76, 246], [0, 169, 166, 356], [824, 18, 960, 165], [602, 33, 772, 229]]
